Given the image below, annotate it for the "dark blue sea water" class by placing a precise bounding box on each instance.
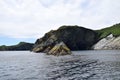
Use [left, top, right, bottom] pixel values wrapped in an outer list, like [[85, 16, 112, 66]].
[[0, 50, 120, 80]]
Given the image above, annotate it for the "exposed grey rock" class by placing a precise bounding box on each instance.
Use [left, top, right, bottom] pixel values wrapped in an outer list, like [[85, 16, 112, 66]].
[[93, 34, 120, 50], [103, 36, 120, 49], [93, 34, 115, 49]]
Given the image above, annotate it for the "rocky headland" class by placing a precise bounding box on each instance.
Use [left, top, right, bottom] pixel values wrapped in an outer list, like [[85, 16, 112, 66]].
[[32, 23, 120, 55], [32, 25, 99, 55]]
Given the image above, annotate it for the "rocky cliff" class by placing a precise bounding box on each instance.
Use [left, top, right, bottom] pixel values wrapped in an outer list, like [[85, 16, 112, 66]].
[[94, 23, 120, 50], [0, 42, 34, 51], [32, 25, 98, 54], [32, 23, 120, 55], [93, 34, 120, 50]]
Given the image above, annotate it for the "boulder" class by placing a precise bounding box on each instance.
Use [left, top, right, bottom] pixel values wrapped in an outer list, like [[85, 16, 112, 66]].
[[47, 42, 72, 56]]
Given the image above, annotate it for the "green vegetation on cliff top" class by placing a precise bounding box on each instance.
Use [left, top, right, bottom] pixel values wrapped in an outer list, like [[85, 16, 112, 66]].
[[96, 23, 120, 39]]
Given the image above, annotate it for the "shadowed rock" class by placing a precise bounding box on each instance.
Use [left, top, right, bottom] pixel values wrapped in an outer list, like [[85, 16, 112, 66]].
[[32, 25, 98, 54], [47, 42, 72, 56]]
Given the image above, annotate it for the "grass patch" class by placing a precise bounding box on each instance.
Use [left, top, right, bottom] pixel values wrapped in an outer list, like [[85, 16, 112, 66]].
[[96, 23, 120, 39]]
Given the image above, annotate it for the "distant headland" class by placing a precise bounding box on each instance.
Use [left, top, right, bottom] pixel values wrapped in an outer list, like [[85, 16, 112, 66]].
[[0, 42, 33, 51]]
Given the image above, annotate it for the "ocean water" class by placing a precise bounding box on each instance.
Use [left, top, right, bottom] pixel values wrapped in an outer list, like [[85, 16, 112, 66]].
[[0, 50, 120, 80]]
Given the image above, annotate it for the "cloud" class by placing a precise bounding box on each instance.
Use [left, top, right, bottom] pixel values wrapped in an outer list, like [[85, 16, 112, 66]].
[[0, 0, 120, 38]]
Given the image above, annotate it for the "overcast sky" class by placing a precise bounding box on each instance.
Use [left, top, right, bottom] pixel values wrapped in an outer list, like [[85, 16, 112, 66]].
[[0, 0, 120, 45]]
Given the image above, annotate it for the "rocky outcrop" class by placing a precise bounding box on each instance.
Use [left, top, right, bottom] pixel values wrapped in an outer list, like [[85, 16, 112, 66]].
[[47, 42, 71, 56], [93, 34, 120, 49], [0, 42, 34, 51], [32, 34, 59, 52], [32, 25, 98, 54]]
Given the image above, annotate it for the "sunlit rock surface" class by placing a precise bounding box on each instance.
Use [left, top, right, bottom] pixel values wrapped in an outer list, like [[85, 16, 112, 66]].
[[93, 34, 120, 49], [47, 42, 72, 56]]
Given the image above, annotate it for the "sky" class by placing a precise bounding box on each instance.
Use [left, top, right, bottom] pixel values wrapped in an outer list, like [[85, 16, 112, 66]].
[[0, 0, 120, 45]]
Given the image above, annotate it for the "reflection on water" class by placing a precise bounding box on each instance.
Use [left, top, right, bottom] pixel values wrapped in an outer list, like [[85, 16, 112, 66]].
[[0, 50, 120, 80]]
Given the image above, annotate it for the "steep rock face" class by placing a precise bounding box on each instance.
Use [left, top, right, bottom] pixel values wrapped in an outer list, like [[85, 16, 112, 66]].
[[32, 25, 98, 53], [47, 42, 71, 56], [93, 34, 120, 49]]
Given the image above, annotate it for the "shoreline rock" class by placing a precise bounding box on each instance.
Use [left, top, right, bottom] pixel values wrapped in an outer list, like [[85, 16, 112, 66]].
[[33, 42, 72, 56], [47, 42, 72, 56], [93, 34, 120, 50]]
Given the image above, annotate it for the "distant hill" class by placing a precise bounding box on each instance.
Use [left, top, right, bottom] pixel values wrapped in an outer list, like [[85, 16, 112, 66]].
[[0, 42, 34, 51], [96, 23, 120, 39]]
